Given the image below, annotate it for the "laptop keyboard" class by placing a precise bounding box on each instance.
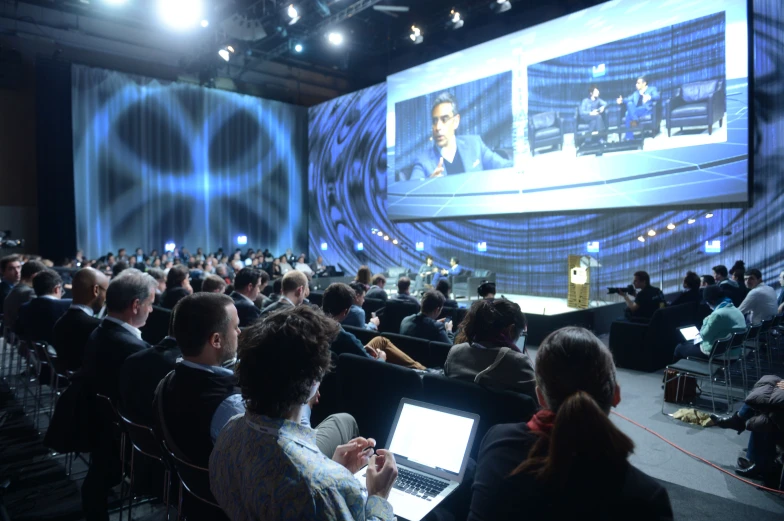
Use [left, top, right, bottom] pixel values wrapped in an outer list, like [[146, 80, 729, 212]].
[[392, 467, 449, 500]]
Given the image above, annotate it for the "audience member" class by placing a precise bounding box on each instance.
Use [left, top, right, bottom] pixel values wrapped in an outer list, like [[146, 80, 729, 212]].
[[400, 290, 454, 344], [672, 285, 747, 362], [161, 264, 193, 309], [366, 274, 388, 301], [778, 270, 784, 315], [202, 273, 227, 294], [436, 279, 458, 308], [670, 271, 702, 306], [342, 282, 380, 330], [260, 270, 309, 317], [0, 254, 21, 302], [432, 257, 464, 288], [80, 269, 155, 521], [16, 269, 71, 344], [2, 260, 46, 333], [446, 298, 534, 396], [294, 253, 314, 277], [310, 255, 328, 277], [713, 264, 744, 307], [252, 270, 272, 309], [730, 260, 750, 299], [413, 255, 438, 294], [618, 271, 664, 320], [152, 293, 240, 466], [390, 276, 420, 310], [230, 268, 263, 327], [209, 305, 398, 520], [111, 261, 129, 279], [478, 280, 496, 300], [738, 268, 778, 323], [701, 274, 716, 287], [355, 265, 372, 288], [263, 278, 283, 308], [278, 255, 292, 275], [468, 327, 673, 520], [53, 268, 108, 371], [323, 283, 425, 369], [147, 268, 166, 305]]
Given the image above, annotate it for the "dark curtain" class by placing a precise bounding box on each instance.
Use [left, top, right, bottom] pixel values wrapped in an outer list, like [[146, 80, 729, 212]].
[[71, 65, 308, 259]]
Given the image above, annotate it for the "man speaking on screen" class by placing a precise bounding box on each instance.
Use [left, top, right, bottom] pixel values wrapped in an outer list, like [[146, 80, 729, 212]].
[[616, 75, 660, 140], [410, 92, 512, 180]]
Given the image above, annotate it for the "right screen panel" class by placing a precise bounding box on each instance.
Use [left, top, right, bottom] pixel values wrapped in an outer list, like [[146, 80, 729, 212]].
[[386, 0, 749, 220]]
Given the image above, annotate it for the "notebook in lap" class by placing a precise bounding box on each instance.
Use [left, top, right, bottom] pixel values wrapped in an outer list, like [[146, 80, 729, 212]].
[[354, 398, 479, 521], [679, 325, 702, 344]]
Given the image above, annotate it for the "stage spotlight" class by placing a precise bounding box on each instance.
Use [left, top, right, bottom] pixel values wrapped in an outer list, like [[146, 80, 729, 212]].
[[383, 235, 390, 241], [371, 228, 378, 233], [200, 19, 209, 28], [294, 43, 303, 52], [165, 241, 176, 252], [637, 236, 645, 243], [687, 218, 696, 224], [392, 239, 399, 245], [377, 231, 383, 237], [491, 0, 512, 14], [705, 212, 714, 218], [328, 32, 343, 45], [158, 0, 203, 30], [450, 10, 464, 29], [236, 235, 247, 246], [410, 26, 423, 44], [647, 229, 656, 237], [287, 4, 301, 24], [218, 46, 235, 61], [667, 223, 676, 230]]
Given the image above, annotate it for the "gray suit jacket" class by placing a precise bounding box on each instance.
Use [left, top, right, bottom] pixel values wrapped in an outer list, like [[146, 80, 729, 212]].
[[410, 135, 512, 180]]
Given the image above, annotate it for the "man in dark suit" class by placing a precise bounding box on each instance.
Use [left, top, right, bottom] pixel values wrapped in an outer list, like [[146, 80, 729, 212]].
[[16, 269, 71, 345], [365, 274, 388, 301], [252, 269, 272, 309], [230, 267, 263, 327], [160, 264, 193, 310], [410, 92, 512, 180], [0, 254, 21, 303], [53, 268, 108, 371], [616, 75, 660, 140], [390, 277, 420, 311], [400, 290, 454, 344], [81, 268, 157, 521], [260, 270, 309, 317], [2, 259, 46, 334]]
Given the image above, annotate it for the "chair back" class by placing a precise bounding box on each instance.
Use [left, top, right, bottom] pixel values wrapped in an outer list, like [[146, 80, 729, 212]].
[[381, 332, 430, 365], [379, 300, 420, 334], [31, 342, 50, 380], [307, 290, 324, 307], [95, 393, 120, 424], [362, 297, 386, 318], [165, 443, 225, 514], [119, 413, 164, 463], [708, 334, 734, 360], [759, 318, 773, 335], [745, 322, 762, 342], [428, 341, 452, 368], [341, 324, 380, 346]]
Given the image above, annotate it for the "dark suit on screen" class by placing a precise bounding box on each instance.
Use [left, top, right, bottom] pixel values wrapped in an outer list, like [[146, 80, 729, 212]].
[[410, 135, 512, 180], [16, 297, 72, 345], [231, 291, 262, 327], [53, 307, 101, 371]]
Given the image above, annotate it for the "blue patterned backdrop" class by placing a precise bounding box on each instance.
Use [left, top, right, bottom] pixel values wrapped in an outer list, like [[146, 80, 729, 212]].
[[73, 65, 308, 259], [310, 0, 782, 298]]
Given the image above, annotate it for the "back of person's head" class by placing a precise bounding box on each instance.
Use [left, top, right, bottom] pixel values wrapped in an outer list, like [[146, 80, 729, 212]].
[[21, 260, 46, 281], [421, 290, 445, 315], [458, 298, 526, 344], [237, 306, 339, 418], [147, 268, 165, 284], [712, 264, 728, 278], [234, 267, 261, 293], [272, 279, 282, 295], [633, 270, 650, 286], [323, 283, 355, 317], [514, 327, 632, 485], [372, 274, 387, 287], [258, 269, 270, 285], [348, 281, 366, 298], [202, 273, 227, 294], [173, 292, 235, 357], [730, 260, 746, 275], [701, 274, 716, 286], [112, 261, 129, 278], [477, 280, 496, 298], [397, 277, 411, 294], [355, 266, 372, 286], [683, 271, 700, 291], [71, 267, 105, 304], [33, 269, 62, 296], [703, 285, 725, 307], [281, 270, 308, 294], [105, 269, 157, 313], [435, 279, 450, 298], [166, 264, 190, 290]]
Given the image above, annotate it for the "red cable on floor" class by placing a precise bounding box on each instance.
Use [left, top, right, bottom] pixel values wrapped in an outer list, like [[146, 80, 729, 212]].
[[610, 410, 784, 495]]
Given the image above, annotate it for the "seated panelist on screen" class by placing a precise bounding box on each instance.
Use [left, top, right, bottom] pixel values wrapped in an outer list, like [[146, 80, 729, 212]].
[[616, 75, 660, 139], [410, 92, 512, 180], [579, 84, 608, 133]]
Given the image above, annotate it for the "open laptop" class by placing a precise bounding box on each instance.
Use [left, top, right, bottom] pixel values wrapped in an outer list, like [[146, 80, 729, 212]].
[[354, 398, 479, 521], [679, 325, 702, 344]]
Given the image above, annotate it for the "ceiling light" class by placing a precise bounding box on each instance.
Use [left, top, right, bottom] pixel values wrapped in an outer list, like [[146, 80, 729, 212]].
[[392, 239, 399, 245], [667, 223, 676, 230], [328, 32, 343, 45], [410, 25, 423, 44], [637, 236, 645, 243], [491, 0, 512, 14], [294, 42, 303, 52], [377, 231, 383, 237], [158, 0, 203, 30], [705, 212, 714, 218], [383, 235, 390, 241], [287, 4, 300, 24], [103, 0, 128, 5], [687, 218, 696, 224], [200, 19, 209, 28], [218, 46, 235, 62], [450, 10, 464, 29], [647, 229, 656, 237]]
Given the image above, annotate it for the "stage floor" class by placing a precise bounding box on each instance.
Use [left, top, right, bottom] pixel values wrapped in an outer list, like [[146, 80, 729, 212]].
[[456, 293, 617, 316]]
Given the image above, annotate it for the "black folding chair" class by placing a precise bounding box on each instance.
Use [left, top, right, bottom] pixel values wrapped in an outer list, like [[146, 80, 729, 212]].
[[94, 394, 129, 521], [164, 443, 228, 520]]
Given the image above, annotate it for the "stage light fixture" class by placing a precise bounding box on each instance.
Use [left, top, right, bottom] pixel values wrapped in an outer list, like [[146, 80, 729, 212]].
[[158, 0, 204, 30], [236, 235, 247, 245], [294, 43, 303, 53], [371, 228, 378, 233], [377, 231, 383, 237], [647, 229, 656, 237], [637, 236, 645, 243], [383, 235, 390, 241], [287, 4, 301, 24], [218, 46, 235, 61], [667, 223, 676, 230], [165, 241, 176, 252], [200, 19, 209, 28], [392, 239, 399, 245], [410, 26, 423, 44], [687, 218, 696, 224], [328, 32, 343, 45], [450, 10, 464, 29], [705, 212, 714, 218], [491, 0, 512, 14]]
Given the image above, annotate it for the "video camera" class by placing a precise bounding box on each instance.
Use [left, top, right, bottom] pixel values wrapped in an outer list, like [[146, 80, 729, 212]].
[[0, 230, 25, 249], [607, 284, 636, 296]]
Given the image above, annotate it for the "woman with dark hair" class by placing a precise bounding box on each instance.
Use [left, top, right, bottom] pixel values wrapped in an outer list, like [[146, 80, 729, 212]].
[[445, 299, 534, 396], [670, 270, 702, 306], [468, 327, 673, 521], [730, 260, 750, 299], [355, 265, 372, 289], [271, 257, 282, 278], [435, 279, 458, 308]]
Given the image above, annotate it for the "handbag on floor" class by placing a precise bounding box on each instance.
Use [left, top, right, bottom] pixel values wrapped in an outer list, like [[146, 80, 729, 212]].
[[664, 369, 698, 404]]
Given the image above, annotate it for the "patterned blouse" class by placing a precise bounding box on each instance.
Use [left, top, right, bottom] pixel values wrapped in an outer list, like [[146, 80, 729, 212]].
[[209, 412, 395, 520]]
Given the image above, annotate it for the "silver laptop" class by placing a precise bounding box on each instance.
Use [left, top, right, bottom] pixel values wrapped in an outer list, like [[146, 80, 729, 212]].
[[679, 325, 702, 344], [354, 398, 479, 521]]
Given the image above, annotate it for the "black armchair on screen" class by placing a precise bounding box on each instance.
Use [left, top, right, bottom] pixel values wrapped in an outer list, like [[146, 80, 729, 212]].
[[528, 112, 563, 155], [666, 79, 726, 136]]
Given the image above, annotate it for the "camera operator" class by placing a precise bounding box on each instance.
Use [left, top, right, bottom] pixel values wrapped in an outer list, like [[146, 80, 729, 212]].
[[618, 271, 664, 320]]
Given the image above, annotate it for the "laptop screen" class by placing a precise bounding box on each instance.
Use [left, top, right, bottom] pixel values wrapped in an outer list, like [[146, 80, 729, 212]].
[[387, 402, 476, 476], [679, 326, 701, 342]]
